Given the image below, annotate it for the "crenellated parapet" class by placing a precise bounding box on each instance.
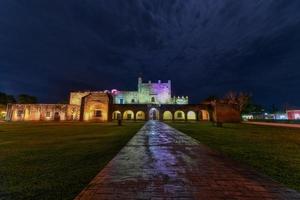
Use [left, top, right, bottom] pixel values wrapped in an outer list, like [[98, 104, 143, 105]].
[[173, 96, 189, 105]]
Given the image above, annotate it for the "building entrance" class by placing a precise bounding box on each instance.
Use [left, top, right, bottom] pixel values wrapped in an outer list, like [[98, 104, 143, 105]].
[[149, 108, 159, 120]]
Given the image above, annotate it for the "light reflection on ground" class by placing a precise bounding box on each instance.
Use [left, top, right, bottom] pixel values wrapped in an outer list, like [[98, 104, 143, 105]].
[[76, 121, 300, 199]]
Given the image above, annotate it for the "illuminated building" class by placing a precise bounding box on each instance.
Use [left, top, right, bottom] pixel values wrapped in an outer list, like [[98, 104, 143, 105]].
[[287, 110, 300, 120], [5, 77, 241, 122], [111, 78, 188, 105]]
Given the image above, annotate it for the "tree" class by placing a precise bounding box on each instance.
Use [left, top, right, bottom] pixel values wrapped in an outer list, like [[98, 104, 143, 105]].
[[270, 104, 279, 114], [224, 91, 251, 112], [0, 92, 7, 104], [0, 92, 16, 105], [242, 103, 264, 114], [7, 95, 16, 103], [204, 95, 219, 102], [18, 94, 37, 104]]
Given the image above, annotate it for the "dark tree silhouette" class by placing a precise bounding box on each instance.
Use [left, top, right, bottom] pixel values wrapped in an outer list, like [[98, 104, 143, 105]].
[[0, 92, 16, 105], [18, 94, 37, 104], [224, 91, 251, 112]]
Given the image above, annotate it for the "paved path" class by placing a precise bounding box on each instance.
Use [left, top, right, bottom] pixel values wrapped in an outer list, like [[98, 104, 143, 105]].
[[75, 121, 300, 200], [244, 121, 300, 128]]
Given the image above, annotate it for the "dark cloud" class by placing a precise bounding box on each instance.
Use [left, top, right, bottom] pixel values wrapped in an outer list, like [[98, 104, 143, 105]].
[[0, 0, 300, 107]]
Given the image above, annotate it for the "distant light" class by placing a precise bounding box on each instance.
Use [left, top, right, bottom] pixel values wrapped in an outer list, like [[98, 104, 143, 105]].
[[111, 89, 118, 94], [242, 114, 253, 120]]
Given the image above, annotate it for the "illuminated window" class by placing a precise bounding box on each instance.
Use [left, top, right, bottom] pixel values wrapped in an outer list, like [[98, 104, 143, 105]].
[[177, 112, 183, 118], [17, 110, 23, 117], [94, 110, 102, 117], [151, 97, 155, 102], [46, 111, 51, 117]]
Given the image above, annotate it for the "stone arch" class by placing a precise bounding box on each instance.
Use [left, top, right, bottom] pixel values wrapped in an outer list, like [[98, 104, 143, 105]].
[[24, 108, 30, 120], [136, 111, 145, 120], [200, 110, 210, 120], [112, 110, 121, 120], [163, 111, 173, 120], [149, 108, 159, 120], [174, 110, 185, 120], [54, 112, 61, 121], [85, 102, 106, 121], [123, 110, 134, 120], [187, 111, 196, 120]]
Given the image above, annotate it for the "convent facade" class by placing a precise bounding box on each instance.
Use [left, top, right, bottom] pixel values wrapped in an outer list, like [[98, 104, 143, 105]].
[[5, 78, 240, 123]]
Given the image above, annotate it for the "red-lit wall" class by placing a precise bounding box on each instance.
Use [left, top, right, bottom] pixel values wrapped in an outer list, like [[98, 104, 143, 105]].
[[287, 110, 300, 120]]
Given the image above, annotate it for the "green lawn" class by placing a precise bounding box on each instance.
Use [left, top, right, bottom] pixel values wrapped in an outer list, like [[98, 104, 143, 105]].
[[168, 122, 300, 191], [0, 122, 144, 200]]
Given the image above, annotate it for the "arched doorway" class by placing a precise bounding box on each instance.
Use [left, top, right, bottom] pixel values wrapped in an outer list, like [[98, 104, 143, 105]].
[[112, 111, 121, 120], [136, 111, 145, 120], [174, 110, 185, 120], [149, 108, 159, 120], [84, 101, 107, 121], [54, 112, 60, 121], [123, 110, 134, 120], [200, 110, 210, 120], [163, 111, 173, 120], [187, 111, 196, 120]]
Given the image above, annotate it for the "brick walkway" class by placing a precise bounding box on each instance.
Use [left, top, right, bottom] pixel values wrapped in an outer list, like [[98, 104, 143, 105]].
[[75, 121, 300, 200]]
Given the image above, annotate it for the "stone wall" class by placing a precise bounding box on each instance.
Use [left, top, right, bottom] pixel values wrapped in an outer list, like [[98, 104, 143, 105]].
[[112, 78, 175, 105], [173, 96, 189, 104], [137, 79, 172, 104], [113, 91, 139, 104], [80, 92, 111, 122], [111, 104, 212, 121], [0, 104, 6, 120], [69, 92, 91, 106], [71, 78, 188, 105], [6, 104, 80, 121]]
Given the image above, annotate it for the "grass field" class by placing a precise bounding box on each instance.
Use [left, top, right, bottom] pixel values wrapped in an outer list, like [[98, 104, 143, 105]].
[[0, 122, 144, 200], [169, 122, 300, 191]]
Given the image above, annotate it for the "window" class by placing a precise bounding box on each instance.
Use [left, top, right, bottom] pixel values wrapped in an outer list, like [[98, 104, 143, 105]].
[[151, 97, 155, 102], [94, 110, 102, 117], [131, 99, 135, 103], [119, 99, 124, 104], [46, 111, 51, 118], [17, 110, 23, 117], [127, 113, 132, 119], [177, 112, 183, 118]]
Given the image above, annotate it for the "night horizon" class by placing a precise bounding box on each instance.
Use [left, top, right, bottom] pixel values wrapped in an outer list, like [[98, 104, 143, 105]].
[[1, 1, 300, 199], [1, 0, 300, 108]]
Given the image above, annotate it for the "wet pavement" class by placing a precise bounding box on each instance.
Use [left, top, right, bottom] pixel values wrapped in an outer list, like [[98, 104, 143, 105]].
[[75, 121, 300, 200]]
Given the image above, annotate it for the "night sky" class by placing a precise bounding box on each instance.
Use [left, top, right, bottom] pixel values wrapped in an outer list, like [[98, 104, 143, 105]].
[[1, 0, 300, 107]]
